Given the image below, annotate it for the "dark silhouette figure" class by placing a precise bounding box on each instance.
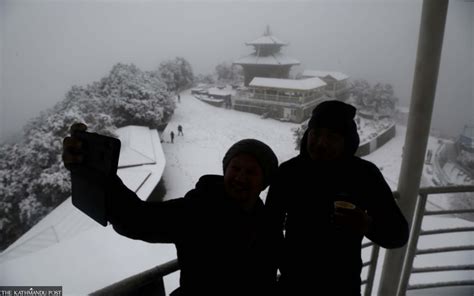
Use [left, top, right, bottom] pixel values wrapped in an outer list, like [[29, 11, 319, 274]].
[[170, 131, 175, 143], [426, 149, 433, 164], [63, 130, 281, 296], [178, 94, 181, 103], [266, 100, 409, 295], [178, 125, 183, 136]]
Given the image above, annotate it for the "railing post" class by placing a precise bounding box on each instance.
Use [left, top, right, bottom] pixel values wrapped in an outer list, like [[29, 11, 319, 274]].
[[364, 245, 380, 296], [377, 1, 449, 294], [397, 193, 428, 296]]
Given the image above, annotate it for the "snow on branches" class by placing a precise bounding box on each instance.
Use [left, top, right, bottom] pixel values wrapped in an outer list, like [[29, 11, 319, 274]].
[[0, 62, 177, 251]]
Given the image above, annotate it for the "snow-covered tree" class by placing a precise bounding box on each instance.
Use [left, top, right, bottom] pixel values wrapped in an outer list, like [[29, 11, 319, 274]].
[[98, 63, 175, 128], [194, 73, 215, 85], [157, 57, 194, 92], [215, 62, 243, 83], [0, 62, 176, 251], [457, 150, 474, 172], [350, 79, 398, 116], [350, 79, 371, 106], [370, 83, 398, 115], [292, 122, 308, 151]]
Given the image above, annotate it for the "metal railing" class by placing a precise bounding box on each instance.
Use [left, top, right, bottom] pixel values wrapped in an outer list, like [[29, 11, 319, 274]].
[[91, 259, 179, 296], [245, 93, 323, 105], [397, 185, 474, 295], [92, 185, 474, 295], [361, 241, 380, 296]]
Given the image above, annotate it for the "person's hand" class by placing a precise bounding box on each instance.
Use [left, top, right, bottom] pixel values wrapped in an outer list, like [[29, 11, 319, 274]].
[[62, 123, 87, 171], [333, 206, 371, 236]]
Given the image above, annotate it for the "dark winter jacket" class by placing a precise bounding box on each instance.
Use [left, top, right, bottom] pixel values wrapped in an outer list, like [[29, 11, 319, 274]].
[[106, 174, 280, 296], [265, 134, 409, 295]]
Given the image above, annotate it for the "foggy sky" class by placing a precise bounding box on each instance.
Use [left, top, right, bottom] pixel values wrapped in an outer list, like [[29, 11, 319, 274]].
[[1, 0, 472, 142]]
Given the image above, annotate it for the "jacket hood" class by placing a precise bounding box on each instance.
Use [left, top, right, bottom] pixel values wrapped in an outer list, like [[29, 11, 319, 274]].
[[300, 100, 360, 158]]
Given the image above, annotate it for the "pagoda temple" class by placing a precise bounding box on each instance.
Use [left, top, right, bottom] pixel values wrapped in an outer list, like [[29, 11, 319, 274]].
[[233, 26, 300, 86]]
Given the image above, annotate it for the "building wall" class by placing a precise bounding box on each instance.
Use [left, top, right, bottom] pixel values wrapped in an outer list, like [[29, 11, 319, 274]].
[[355, 123, 396, 157], [233, 95, 323, 123], [242, 65, 291, 86], [301, 76, 350, 101]]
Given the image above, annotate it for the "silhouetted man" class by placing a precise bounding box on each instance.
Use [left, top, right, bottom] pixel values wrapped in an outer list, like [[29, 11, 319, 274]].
[[266, 100, 409, 295]]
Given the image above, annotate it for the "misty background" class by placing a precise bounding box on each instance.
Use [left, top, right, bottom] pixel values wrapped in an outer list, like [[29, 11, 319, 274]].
[[0, 0, 472, 143]]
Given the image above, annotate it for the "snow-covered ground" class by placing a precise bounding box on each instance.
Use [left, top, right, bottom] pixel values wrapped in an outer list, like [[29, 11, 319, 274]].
[[357, 116, 395, 146], [0, 90, 472, 295]]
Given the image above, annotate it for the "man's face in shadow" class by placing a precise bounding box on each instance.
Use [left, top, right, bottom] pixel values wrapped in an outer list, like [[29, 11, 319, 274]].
[[306, 127, 345, 161], [223, 153, 264, 209]]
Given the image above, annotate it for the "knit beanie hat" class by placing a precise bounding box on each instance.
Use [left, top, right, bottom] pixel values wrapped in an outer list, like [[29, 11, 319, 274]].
[[306, 100, 360, 156], [222, 139, 278, 189]]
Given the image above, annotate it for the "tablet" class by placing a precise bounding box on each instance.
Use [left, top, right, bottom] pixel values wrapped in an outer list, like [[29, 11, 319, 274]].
[[71, 131, 121, 226]]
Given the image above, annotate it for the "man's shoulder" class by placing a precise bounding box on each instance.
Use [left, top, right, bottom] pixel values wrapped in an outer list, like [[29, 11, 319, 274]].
[[351, 156, 378, 169], [349, 156, 383, 178], [274, 156, 308, 180], [280, 155, 304, 169]]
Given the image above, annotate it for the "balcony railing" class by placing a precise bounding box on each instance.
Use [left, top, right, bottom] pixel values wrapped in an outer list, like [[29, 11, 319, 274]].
[[397, 185, 474, 295], [92, 185, 474, 296], [235, 90, 324, 105], [91, 259, 179, 296]]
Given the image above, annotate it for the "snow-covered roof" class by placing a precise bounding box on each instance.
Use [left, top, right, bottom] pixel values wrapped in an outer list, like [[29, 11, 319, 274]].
[[207, 87, 232, 97], [0, 219, 177, 295], [249, 77, 326, 91], [194, 95, 224, 103], [302, 70, 349, 81], [118, 126, 157, 167], [245, 35, 288, 46], [234, 52, 300, 66], [0, 126, 165, 264]]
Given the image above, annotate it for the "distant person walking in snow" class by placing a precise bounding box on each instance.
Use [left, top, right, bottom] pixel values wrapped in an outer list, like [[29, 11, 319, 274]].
[[426, 149, 433, 164], [177, 93, 181, 103], [170, 131, 175, 143], [265, 100, 409, 295], [177, 125, 183, 136], [63, 129, 281, 296]]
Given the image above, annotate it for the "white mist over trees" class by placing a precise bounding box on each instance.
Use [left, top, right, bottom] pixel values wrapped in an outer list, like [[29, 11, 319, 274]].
[[215, 62, 243, 84], [157, 57, 194, 93], [0, 59, 194, 251]]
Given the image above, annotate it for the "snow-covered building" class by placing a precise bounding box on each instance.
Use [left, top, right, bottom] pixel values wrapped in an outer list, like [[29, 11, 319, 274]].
[[233, 26, 300, 86], [457, 124, 474, 153], [191, 86, 233, 108], [231, 28, 352, 122], [233, 77, 327, 122], [301, 70, 350, 101]]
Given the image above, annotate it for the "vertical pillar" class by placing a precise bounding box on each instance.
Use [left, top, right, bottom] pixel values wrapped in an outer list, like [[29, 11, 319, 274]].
[[0, 1, 4, 141], [377, 1, 449, 295]]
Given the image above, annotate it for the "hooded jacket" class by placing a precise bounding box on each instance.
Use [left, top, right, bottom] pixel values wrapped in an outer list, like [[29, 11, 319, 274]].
[[265, 104, 408, 295], [107, 175, 280, 296]]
